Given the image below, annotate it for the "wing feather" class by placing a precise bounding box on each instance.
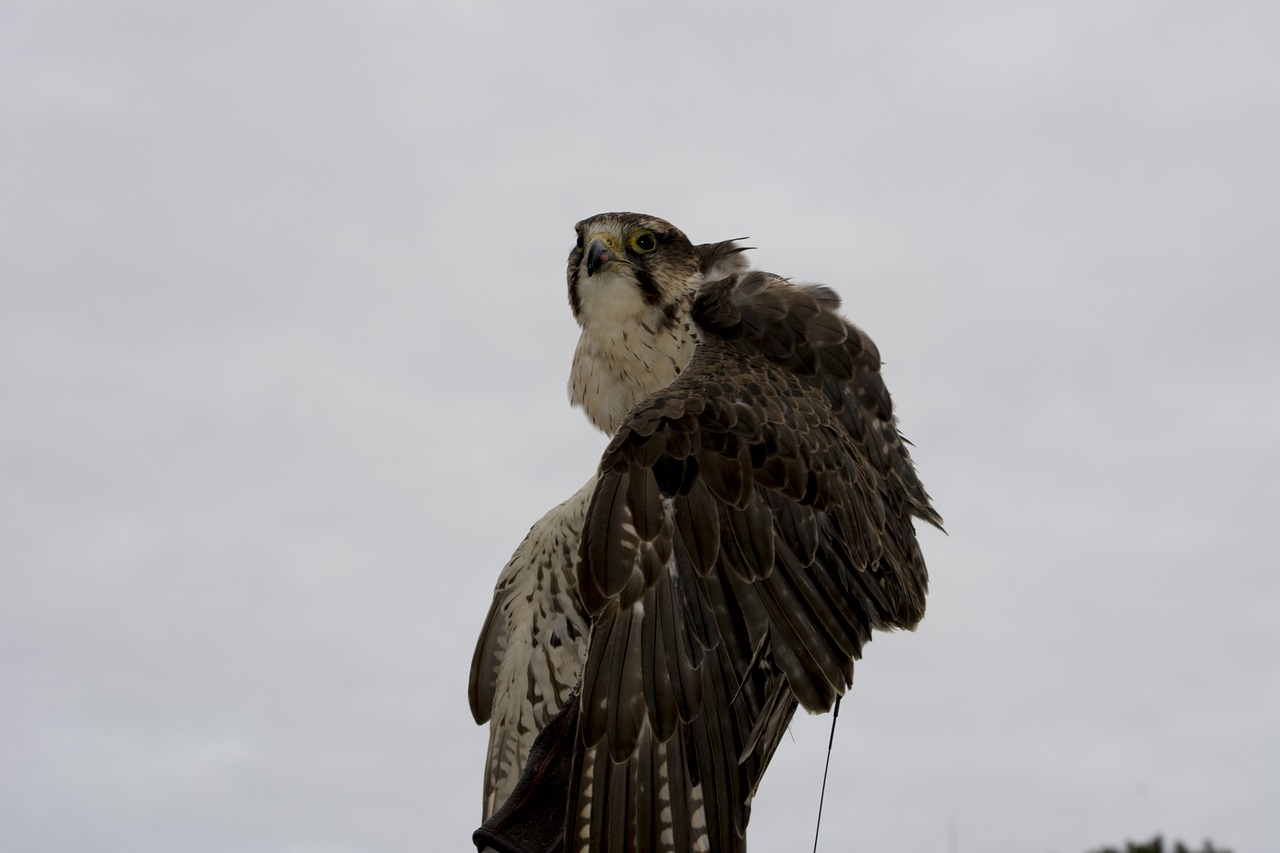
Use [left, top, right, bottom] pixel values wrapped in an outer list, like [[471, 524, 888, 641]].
[[672, 480, 719, 575]]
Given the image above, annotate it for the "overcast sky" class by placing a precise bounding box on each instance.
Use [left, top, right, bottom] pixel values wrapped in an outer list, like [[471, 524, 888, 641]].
[[2, 3, 1277, 852]]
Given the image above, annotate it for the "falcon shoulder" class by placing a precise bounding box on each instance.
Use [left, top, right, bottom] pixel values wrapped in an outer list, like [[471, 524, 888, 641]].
[[468, 477, 594, 818], [567, 270, 942, 852]]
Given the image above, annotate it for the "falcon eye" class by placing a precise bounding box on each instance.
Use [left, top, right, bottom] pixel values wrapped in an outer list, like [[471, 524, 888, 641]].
[[630, 231, 657, 253]]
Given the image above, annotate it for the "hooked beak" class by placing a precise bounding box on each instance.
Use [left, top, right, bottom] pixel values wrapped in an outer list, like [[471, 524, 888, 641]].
[[585, 235, 620, 277]]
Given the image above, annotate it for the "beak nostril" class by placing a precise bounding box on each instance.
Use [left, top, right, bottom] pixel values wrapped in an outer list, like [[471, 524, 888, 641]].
[[585, 238, 611, 277]]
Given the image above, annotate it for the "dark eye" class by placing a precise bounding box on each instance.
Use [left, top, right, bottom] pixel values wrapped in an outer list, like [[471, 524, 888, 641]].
[[631, 231, 657, 253]]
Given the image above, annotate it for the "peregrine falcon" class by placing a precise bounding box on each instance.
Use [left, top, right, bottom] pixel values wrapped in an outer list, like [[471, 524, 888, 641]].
[[469, 213, 940, 852]]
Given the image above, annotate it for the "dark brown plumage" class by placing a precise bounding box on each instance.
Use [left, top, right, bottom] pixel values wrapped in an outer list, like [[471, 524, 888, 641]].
[[564, 272, 940, 852], [473, 216, 939, 853]]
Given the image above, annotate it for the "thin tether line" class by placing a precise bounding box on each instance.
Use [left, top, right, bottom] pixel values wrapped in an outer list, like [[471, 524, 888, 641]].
[[811, 695, 842, 853]]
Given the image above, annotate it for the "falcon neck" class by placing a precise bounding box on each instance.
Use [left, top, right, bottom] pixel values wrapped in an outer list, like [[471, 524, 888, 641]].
[[568, 309, 698, 436]]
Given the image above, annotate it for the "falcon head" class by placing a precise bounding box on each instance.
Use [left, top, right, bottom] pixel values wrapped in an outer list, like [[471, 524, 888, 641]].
[[565, 212, 751, 434], [566, 212, 749, 328]]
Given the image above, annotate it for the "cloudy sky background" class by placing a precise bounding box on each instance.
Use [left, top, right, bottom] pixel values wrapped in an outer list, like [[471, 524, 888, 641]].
[[3, 3, 1277, 852]]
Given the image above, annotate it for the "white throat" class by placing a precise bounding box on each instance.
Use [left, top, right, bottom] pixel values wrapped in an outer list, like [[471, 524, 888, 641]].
[[568, 269, 698, 435]]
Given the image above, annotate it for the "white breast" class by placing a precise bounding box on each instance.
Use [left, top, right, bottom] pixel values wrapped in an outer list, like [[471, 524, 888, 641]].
[[568, 314, 697, 435]]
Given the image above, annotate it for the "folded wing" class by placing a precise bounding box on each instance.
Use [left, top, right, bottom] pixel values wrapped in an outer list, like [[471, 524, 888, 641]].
[[570, 271, 942, 852]]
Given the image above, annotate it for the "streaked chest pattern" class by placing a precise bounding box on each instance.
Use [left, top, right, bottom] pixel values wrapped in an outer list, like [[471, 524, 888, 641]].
[[569, 314, 698, 436]]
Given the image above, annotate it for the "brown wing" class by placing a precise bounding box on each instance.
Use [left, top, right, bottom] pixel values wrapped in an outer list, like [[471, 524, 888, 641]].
[[566, 271, 942, 852]]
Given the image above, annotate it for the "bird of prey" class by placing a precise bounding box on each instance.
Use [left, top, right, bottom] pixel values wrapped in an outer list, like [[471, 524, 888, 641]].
[[469, 212, 940, 853]]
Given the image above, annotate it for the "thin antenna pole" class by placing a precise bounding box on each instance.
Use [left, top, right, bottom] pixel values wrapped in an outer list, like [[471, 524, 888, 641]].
[[812, 695, 842, 853]]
